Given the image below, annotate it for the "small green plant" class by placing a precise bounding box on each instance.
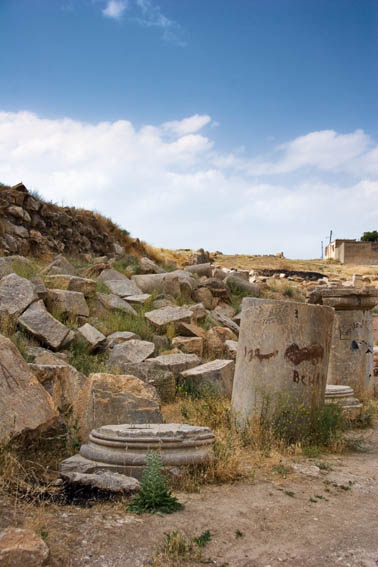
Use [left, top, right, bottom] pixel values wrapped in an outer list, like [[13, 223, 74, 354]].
[[63, 419, 81, 453], [153, 529, 212, 565], [128, 452, 183, 514], [272, 463, 291, 477], [193, 530, 211, 548], [302, 445, 322, 458], [68, 339, 108, 375], [113, 255, 141, 275], [315, 460, 333, 472], [284, 490, 295, 497], [235, 529, 244, 539]]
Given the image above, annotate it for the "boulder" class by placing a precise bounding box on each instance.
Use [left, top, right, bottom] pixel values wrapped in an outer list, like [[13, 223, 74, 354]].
[[148, 353, 202, 376], [132, 270, 197, 296], [61, 470, 140, 494], [45, 289, 89, 318], [106, 331, 140, 349], [18, 300, 70, 350], [180, 359, 235, 398], [103, 279, 143, 298], [97, 268, 129, 282], [76, 323, 106, 352], [145, 305, 193, 329], [0, 334, 58, 444], [140, 256, 165, 274], [44, 274, 97, 297], [108, 339, 155, 366], [0, 273, 37, 318], [29, 363, 86, 414], [74, 373, 162, 441], [172, 336, 204, 357], [0, 528, 49, 567], [97, 293, 137, 316], [41, 255, 76, 276], [224, 273, 260, 296], [192, 287, 215, 309]]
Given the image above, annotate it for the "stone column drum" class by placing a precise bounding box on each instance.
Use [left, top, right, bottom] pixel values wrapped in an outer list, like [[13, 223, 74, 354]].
[[231, 298, 334, 425], [308, 288, 378, 397]]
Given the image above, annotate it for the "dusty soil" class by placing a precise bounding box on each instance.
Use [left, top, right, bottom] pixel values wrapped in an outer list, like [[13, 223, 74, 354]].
[[1, 426, 377, 567]]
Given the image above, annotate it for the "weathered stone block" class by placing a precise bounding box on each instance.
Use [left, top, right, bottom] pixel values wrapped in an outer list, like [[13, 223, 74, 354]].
[[108, 339, 155, 366], [181, 359, 235, 398], [18, 300, 70, 350]]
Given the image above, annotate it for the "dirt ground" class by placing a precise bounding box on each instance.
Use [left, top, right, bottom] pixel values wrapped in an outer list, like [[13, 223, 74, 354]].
[[1, 425, 377, 567]]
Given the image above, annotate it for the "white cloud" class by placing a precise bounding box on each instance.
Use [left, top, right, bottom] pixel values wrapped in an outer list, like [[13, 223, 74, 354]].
[[102, 0, 127, 20], [0, 109, 377, 258]]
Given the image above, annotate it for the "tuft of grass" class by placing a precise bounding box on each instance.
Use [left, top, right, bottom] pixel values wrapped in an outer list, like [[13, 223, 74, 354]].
[[128, 452, 183, 515], [152, 529, 212, 566], [302, 446, 322, 458], [11, 259, 40, 280], [68, 339, 108, 375], [95, 306, 155, 342], [272, 463, 292, 478], [113, 254, 141, 276]]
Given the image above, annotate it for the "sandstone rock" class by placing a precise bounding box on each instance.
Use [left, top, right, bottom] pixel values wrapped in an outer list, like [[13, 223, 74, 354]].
[[145, 305, 193, 329], [97, 268, 129, 282], [0, 273, 37, 318], [224, 273, 260, 296], [214, 302, 236, 318], [74, 373, 162, 441], [0, 334, 58, 444], [172, 336, 204, 357], [180, 359, 235, 398], [45, 289, 89, 318], [41, 255, 76, 276], [125, 293, 152, 305], [31, 277, 47, 299], [106, 331, 140, 349], [176, 322, 207, 339], [97, 293, 137, 316], [108, 339, 155, 366], [140, 256, 165, 274], [188, 302, 207, 320], [61, 470, 140, 494], [202, 278, 231, 302], [193, 287, 215, 309], [29, 363, 86, 414], [44, 274, 97, 297], [18, 300, 70, 350], [185, 263, 212, 277], [0, 527, 49, 567], [207, 326, 238, 356], [209, 310, 240, 335], [76, 323, 106, 352], [148, 353, 201, 376]]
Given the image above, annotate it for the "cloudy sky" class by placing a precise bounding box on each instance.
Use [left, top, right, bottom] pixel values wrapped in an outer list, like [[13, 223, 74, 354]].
[[1, 1, 377, 258]]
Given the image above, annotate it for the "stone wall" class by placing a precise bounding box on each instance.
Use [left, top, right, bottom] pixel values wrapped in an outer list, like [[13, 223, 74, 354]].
[[340, 242, 378, 265], [0, 183, 146, 258]]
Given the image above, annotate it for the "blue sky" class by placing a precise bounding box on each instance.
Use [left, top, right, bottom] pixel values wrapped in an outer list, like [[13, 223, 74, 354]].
[[1, 0, 377, 258]]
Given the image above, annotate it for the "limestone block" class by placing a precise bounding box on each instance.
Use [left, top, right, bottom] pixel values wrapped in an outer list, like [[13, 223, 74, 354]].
[[0, 273, 37, 318], [106, 331, 140, 349], [202, 278, 231, 302], [108, 339, 155, 366], [185, 263, 212, 277], [74, 373, 162, 441], [44, 274, 97, 297], [209, 310, 240, 335], [125, 293, 152, 305], [97, 293, 137, 316], [77, 323, 106, 352], [0, 335, 58, 444], [132, 270, 197, 296], [145, 305, 193, 329], [62, 423, 215, 479], [225, 274, 260, 297], [61, 470, 140, 494], [45, 289, 89, 318], [176, 322, 207, 339], [103, 278, 143, 297], [18, 300, 70, 350], [31, 277, 47, 299], [225, 339, 238, 359], [181, 359, 235, 398], [0, 528, 49, 567], [232, 298, 334, 425], [97, 268, 129, 282], [193, 287, 215, 309], [29, 363, 86, 414], [148, 353, 202, 376], [172, 336, 204, 357], [188, 302, 207, 320], [207, 326, 237, 357], [109, 360, 176, 402], [214, 302, 236, 319]]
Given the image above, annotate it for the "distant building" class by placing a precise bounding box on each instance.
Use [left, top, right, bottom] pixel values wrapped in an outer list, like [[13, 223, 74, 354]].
[[325, 239, 378, 265]]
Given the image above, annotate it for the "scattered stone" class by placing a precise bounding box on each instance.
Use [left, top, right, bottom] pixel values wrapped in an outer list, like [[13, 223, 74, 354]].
[[41, 254, 76, 276], [140, 256, 165, 274], [29, 363, 86, 414], [76, 323, 106, 352], [61, 470, 140, 494], [0, 273, 37, 322], [97, 293, 137, 316], [0, 334, 58, 444], [97, 268, 129, 282], [293, 464, 321, 478], [145, 305, 193, 329], [31, 276, 47, 299], [193, 287, 215, 309], [172, 336, 204, 357], [103, 278, 143, 298], [44, 274, 97, 297], [74, 374, 162, 441], [185, 263, 212, 277], [202, 278, 231, 302], [0, 527, 49, 567], [125, 293, 152, 305], [152, 334, 170, 352], [209, 310, 240, 335], [188, 302, 207, 320], [45, 289, 89, 318], [148, 353, 202, 376], [180, 359, 235, 398], [107, 360, 176, 402], [62, 423, 215, 479], [224, 273, 260, 296], [18, 300, 70, 350], [225, 339, 238, 359], [176, 322, 207, 339], [214, 302, 236, 318], [192, 248, 210, 264], [106, 331, 140, 349], [108, 339, 155, 366], [207, 326, 238, 356]]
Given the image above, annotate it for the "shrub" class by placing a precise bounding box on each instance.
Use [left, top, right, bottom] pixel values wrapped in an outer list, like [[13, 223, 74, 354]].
[[128, 452, 183, 514]]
